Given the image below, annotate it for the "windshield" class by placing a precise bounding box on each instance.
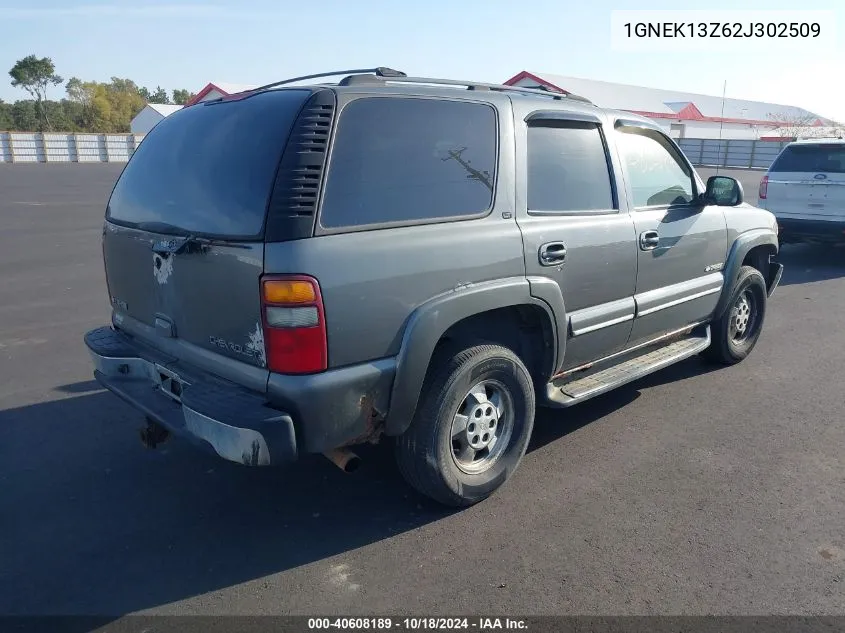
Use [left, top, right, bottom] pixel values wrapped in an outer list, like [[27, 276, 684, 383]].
[[770, 144, 845, 174], [107, 89, 309, 239]]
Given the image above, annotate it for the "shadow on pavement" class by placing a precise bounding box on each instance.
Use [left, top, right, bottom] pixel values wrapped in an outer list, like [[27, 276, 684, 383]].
[[0, 391, 454, 618], [0, 355, 719, 619], [777, 243, 845, 286]]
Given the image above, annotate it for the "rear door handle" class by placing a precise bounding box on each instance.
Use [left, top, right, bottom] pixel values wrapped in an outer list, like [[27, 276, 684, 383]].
[[639, 230, 660, 251], [539, 242, 567, 266]]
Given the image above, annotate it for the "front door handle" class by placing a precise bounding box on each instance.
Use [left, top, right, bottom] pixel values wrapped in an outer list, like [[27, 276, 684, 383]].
[[539, 242, 567, 266], [639, 230, 660, 251]]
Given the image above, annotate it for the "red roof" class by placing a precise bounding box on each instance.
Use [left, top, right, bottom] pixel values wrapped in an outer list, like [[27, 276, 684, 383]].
[[185, 82, 257, 106]]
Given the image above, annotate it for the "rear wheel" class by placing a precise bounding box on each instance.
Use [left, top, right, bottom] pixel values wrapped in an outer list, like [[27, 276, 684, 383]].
[[395, 344, 535, 507], [703, 265, 767, 365]]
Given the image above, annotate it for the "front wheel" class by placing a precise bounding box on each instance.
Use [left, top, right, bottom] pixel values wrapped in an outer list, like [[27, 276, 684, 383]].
[[395, 344, 535, 507], [702, 265, 767, 365]]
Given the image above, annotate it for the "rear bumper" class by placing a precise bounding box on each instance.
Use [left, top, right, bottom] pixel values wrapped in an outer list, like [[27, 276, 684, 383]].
[[776, 217, 845, 243], [85, 326, 297, 466]]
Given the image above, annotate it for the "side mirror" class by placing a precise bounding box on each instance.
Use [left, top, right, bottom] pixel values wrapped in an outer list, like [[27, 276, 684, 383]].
[[704, 175, 744, 206]]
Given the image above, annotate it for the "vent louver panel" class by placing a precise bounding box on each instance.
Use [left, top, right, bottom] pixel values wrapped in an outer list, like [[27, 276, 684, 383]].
[[266, 91, 336, 241]]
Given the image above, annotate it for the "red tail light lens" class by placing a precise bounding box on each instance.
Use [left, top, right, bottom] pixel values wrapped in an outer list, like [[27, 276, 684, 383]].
[[260, 275, 327, 374], [759, 175, 769, 200]]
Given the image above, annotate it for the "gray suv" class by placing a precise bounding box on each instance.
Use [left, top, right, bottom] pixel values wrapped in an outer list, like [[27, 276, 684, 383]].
[[85, 68, 783, 507]]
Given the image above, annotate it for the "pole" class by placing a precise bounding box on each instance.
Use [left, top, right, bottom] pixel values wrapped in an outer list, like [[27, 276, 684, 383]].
[[716, 80, 726, 174]]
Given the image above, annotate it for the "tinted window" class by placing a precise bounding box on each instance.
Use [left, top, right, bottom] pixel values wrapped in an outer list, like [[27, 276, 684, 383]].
[[617, 127, 695, 207], [770, 144, 845, 173], [108, 90, 309, 238], [527, 122, 614, 212], [320, 98, 496, 229]]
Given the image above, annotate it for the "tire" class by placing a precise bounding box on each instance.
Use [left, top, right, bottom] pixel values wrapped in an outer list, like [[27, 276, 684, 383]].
[[395, 344, 535, 507], [702, 265, 767, 365]]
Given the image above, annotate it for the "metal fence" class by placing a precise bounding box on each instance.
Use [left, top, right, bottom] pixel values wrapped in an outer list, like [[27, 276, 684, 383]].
[[677, 138, 790, 170], [0, 132, 145, 163], [0, 132, 791, 170]]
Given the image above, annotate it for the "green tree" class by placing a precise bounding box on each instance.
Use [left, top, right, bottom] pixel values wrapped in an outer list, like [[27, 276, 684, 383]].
[[8, 55, 63, 131], [65, 76, 98, 130], [0, 99, 12, 130], [172, 88, 195, 105], [9, 100, 38, 131], [148, 86, 170, 104], [103, 77, 146, 132]]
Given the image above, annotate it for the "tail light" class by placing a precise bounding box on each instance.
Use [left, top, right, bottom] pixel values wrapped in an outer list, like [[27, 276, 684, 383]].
[[759, 175, 769, 200], [260, 275, 327, 374]]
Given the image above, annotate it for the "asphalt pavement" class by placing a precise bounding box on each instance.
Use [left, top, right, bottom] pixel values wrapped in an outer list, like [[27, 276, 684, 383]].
[[1, 164, 844, 618]]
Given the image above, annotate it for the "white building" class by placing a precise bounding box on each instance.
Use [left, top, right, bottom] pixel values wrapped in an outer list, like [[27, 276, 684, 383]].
[[504, 71, 834, 140], [130, 103, 183, 135]]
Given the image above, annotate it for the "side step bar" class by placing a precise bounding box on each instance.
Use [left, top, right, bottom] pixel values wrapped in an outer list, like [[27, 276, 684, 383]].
[[545, 327, 711, 408]]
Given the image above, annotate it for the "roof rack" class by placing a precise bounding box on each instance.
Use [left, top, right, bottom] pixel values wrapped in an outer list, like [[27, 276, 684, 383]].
[[337, 72, 594, 105], [245, 68, 593, 105], [250, 67, 407, 93]]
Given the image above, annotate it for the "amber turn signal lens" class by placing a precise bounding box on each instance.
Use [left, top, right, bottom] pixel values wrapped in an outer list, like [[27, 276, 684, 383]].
[[263, 280, 316, 304]]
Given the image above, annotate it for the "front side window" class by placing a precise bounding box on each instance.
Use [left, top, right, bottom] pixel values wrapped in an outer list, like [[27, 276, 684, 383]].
[[320, 97, 497, 229], [527, 122, 615, 213], [617, 127, 695, 208]]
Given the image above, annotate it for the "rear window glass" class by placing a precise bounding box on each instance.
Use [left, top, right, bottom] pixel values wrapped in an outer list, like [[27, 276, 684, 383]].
[[107, 89, 309, 238], [527, 122, 614, 212], [319, 97, 497, 229], [770, 144, 845, 173]]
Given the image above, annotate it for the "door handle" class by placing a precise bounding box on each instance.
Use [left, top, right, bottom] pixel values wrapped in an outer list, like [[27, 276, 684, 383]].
[[539, 242, 567, 266], [639, 230, 660, 251]]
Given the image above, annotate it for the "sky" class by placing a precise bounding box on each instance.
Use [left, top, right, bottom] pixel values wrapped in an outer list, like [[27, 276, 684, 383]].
[[1, 0, 844, 122]]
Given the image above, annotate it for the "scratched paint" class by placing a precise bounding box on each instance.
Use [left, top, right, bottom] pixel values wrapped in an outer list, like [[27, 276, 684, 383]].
[[153, 253, 173, 285], [327, 563, 361, 592], [246, 322, 267, 367]]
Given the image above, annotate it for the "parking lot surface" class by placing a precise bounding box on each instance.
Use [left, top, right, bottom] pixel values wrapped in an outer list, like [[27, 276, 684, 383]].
[[1, 164, 844, 617]]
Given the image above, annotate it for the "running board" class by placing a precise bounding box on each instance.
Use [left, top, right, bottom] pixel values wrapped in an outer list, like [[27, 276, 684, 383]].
[[545, 327, 711, 407]]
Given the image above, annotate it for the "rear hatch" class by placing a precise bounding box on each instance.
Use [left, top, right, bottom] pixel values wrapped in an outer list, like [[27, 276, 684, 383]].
[[762, 142, 845, 221], [103, 89, 311, 385]]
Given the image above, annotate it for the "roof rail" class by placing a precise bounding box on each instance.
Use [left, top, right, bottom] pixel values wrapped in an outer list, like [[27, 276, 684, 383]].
[[337, 73, 594, 105], [250, 67, 406, 93]]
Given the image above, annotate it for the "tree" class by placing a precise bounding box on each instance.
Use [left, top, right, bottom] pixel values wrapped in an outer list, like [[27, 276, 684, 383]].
[[137, 86, 169, 103], [766, 112, 823, 140], [65, 77, 97, 130], [172, 88, 195, 105], [0, 100, 12, 130], [149, 86, 170, 104], [9, 100, 38, 131], [8, 55, 63, 131]]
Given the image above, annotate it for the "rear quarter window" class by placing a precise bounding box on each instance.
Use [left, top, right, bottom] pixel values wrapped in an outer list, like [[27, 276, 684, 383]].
[[770, 144, 845, 173], [107, 89, 309, 238], [319, 97, 497, 230]]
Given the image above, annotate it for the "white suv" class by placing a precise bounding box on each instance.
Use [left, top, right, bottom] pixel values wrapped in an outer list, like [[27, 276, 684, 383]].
[[758, 139, 845, 245]]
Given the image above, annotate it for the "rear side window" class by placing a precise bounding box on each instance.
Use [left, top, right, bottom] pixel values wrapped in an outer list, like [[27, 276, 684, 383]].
[[319, 97, 497, 229], [770, 144, 845, 173], [107, 89, 309, 238], [527, 122, 614, 212]]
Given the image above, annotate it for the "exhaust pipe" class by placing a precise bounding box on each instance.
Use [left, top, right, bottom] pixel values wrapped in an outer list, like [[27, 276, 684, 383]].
[[139, 417, 170, 449], [323, 447, 361, 473]]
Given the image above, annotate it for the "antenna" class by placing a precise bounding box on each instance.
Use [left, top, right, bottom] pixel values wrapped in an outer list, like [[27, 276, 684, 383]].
[[716, 80, 727, 175]]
